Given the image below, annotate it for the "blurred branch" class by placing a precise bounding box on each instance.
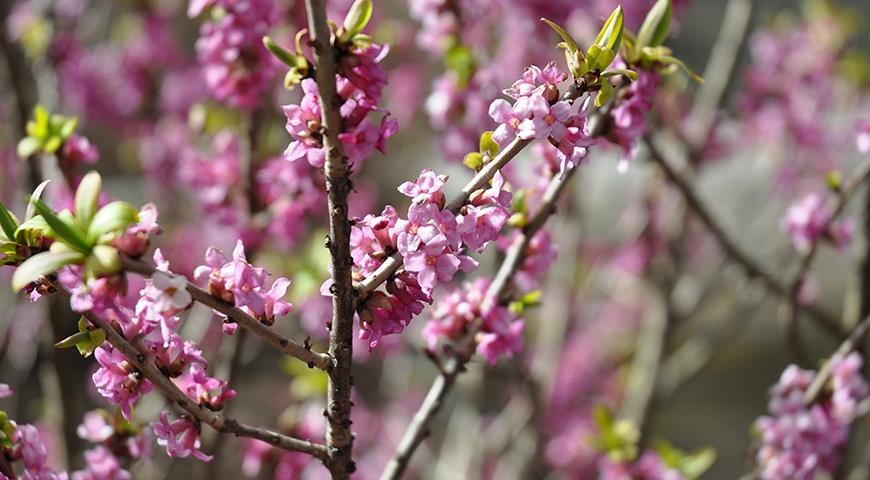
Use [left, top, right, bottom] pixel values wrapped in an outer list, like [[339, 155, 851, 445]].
[[645, 137, 847, 339], [804, 314, 870, 405], [120, 256, 331, 370], [685, 0, 754, 152], [785, 157, 870, 361], [304, 0, 357, 477]]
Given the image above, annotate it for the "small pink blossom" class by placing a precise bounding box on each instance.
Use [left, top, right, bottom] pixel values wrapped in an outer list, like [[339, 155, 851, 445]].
[[152, 411, 212, 462]]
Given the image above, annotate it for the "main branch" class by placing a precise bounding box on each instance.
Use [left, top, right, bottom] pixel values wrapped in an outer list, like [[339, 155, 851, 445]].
[[304, 0, 357, 477]]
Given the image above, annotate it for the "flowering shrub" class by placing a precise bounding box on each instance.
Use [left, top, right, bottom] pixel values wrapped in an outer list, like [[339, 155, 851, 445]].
[[1, 0, 870, 479]]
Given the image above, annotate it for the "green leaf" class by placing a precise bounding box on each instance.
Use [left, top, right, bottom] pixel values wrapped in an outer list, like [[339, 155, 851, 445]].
[[11, 250, 84, 291], [463, 152, 484, 171], [342, 0, 373, 38], [0, 201, 19, 240], [595, 79, 614, 107], [679, 447, 716, 479], [59, 117, 78, 140], [32, 200, 91, 252], [85, 245, 121, 277], [636, 0, 672, 51], [26, 179, 50, 220], [44, 135, 62, 154], [479, 131, 499, 157], [15, 215, 50, 246], [540, 18, 580, 54], [75, 171, 102, 228], [656, 54, 704, 83], [17, 136, 42, 159], [55, 330, 92, 349], [603, 68, 639, 81], [87, 201, 139, 240], [594, 6, 624, 53], [263, 36, 300, 67]]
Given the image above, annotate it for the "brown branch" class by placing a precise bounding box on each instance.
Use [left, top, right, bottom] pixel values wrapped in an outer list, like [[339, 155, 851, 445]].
[[303, 0, 356, 477], [120, 256, 332, 370], [49, 284, 329, 459], [644, 137, 848, 339], [804, 314, 870, 405]]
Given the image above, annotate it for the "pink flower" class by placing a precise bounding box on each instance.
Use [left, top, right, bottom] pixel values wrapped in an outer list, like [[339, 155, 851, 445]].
[[72, 447, 131, 480], [782, 193, 852, 252], [152, 411, 212, 462], [60, 134, 99, 168], [76, 411, 113, 443], [0, 383, 12, 398], [516, 95, 571, 141], [174, 364, 236, 411], [397, 169, 447, 206], [150, 272, 192, 314], [504, 62, 567, 101], [489, 97, 528, 146], [857, 118, 870, 153], [92, 346, 154, 420], [111, 203, 162, 258]]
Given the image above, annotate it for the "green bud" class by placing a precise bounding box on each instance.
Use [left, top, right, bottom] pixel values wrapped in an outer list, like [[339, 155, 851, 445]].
[[75, 171, 102, 228], [479, 131, 499, 157], [463, 152, 484, 171], [636, 0, 672, 51], [342, 0, 373, 39], [263, 36, 299, 66], [85, 245, 121, 277]]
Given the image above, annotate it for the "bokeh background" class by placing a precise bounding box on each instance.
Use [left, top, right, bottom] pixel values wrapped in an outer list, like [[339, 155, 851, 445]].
[[2, 0, 870, 478]]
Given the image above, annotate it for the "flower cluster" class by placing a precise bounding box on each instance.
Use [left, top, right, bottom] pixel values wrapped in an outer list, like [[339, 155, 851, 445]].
[[490, 63, 594, 175], [781, 193, 853, 253], [351, 169, 512, 348], [754, 353, 869, 479], [422, 277, 524, 364], [606, 69, 659, 170], [179, 130, 243, 225], [189, 0, 279, 109], [153, 411, 212, 461], [72, 410, 152, 480], [283, 42, 397, 168], [8, 424, 66, 479], [194, 240, 293, 327]]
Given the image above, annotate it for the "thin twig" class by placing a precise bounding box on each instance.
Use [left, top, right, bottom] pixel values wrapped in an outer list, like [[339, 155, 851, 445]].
[[304, 0, 356, 477], [785, 157, 870, 360], [52, 287, 329, 460], [644, 137, 848, 339], [120, 256, 331, 370], [804, 314, 870, 404]]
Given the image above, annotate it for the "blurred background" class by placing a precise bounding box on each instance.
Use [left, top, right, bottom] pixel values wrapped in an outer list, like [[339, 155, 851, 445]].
[[2, 0, 870, 478]]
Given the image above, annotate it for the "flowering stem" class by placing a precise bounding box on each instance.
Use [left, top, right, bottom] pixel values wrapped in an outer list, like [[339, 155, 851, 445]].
[[381, 91, 615, 480], [304, 0, 356, 477], [804, 314, 870, 405], [51, 286, 330, 459], [784, 157, 870, 360], [644, 137, 848, 339], [120, 256, 331, 370]]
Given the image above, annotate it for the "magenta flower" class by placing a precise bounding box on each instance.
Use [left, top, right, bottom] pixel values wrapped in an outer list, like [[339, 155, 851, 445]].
[[152, 411, 212, 462], [489, 97, 527, 146], [0, 383, 12, 398], [284, 79, 326, 168], [10, 424, 66, 479], [516, 94, 571, 141], [112, 203, 162, 258], [72, 446, 131, 480], [76, 411, 113, 443], [476, 308, 524, 365], [504, 62, 567, 101], [174, 364, 236, 411], [397, 169, 447, 206], [782, 193, 852, 252], [857, 118, 870, 153], [60, 133, 99, 168], [93, 346, 154, 420]]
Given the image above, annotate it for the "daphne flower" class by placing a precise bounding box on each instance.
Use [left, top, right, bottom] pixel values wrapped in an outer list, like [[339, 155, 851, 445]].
[[0, 383, 12, 398], [93, 346, 154, 419], [857, 118, 870, 153], [151, 272, 192, 314], [516, 95, 571, 141], [153, 411, 212, 462], [76, 411, 113, 443], [72, 446, 131, 480]]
